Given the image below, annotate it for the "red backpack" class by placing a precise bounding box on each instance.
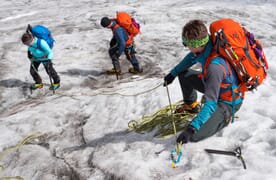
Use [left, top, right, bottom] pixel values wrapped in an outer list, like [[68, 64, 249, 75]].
[[112, 12, 141, 45], [206, 18, 268, 92]]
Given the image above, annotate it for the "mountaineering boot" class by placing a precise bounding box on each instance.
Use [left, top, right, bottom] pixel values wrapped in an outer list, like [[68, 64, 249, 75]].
[[128, 67, 143, 74], [49, 83, 60, 90], [31, 83, 43, 90], [107, 68, 122, 75], [175, 101, 201, 114]]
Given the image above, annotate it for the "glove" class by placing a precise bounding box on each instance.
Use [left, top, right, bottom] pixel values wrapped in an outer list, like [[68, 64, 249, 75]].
[[163, 73, 175, 86], [176, 126, 196, 144], [27, 51, 33, 59]]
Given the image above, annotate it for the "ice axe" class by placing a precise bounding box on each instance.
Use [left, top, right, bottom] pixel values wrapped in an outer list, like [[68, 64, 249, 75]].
[[205, 147, 246, 169]]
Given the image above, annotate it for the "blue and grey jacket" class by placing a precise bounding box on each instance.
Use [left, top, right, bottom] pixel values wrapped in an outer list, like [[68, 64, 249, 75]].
[[110, 21, 129, 57], [28, 37, 53, 62], [170, 40, 242, 130]]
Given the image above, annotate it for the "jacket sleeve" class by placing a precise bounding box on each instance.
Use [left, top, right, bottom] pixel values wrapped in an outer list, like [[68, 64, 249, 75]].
[[190, 61, 225, 130], [114, 28, 127, 56], [170, 52, 196, 77]]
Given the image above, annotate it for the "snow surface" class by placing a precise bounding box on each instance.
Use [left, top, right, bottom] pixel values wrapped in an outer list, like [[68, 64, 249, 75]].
[[1, 0, 276, 179]]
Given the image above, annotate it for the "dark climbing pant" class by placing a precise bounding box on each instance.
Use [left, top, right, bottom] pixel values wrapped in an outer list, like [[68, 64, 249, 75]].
[[30, 60, 60, 84], [108, 38, 141, 71]]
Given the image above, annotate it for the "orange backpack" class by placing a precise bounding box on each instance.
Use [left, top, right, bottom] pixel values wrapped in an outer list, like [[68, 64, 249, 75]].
[[116, 12, 140, 36], [112, 12, 140, 45], [207, 18, 268, 92]]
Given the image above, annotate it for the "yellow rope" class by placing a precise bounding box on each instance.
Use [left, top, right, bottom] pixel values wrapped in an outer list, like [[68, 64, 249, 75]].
[[53, 82, 163, 99], [165, 85, 183, 153], [165, 85, 177, 137], [128, 101, 196, 138], [0, 132, 44, 162], [0, 132, 45, 180], [0, 176, 24, 180]]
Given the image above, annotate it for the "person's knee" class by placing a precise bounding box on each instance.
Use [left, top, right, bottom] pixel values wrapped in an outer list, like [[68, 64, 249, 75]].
[[179, 69, 189, 77], [190, 128, 217, 142], [190, 134, 205, 142], [178, 70, 189, 83]]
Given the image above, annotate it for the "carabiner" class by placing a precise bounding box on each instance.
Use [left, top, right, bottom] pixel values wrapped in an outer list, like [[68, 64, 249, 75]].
[[171, 149, 183, 168]]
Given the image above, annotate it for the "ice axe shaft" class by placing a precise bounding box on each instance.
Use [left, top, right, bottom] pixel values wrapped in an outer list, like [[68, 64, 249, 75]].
[[205, 147, 247, 169], [205, 149, 236, 156]]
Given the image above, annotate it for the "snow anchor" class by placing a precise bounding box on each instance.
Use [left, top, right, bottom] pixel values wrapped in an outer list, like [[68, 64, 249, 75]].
[[205, 147, 246, 169]]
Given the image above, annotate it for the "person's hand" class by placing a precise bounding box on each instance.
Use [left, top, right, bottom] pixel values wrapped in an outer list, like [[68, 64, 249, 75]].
[[163, 73, 175, 86], [176, 126, 196, 144]]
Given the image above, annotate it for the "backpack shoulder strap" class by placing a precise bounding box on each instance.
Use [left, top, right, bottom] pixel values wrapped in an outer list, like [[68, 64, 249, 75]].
[[202, 51, 219, 76], [201, 51, 234, 79], [112, 23, 120, 33], [36, 38, 44, 51]]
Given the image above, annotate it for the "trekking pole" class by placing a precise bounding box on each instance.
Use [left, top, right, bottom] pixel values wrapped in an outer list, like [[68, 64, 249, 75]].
[[113, 62, 119, 80], [205, 147, 246, 169], [48, 72, 55, 94], [165, 82, 183, 168], [29, 59, 42, 94], [45, 62, 55, 94], [27, 24, 32, 33]]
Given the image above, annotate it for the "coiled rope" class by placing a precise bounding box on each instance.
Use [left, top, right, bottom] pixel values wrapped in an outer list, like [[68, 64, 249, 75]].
[[128, 100, 195, 138]]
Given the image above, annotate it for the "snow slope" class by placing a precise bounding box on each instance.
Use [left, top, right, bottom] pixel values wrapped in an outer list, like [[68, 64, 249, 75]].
[[1, 0, 276, 179]]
